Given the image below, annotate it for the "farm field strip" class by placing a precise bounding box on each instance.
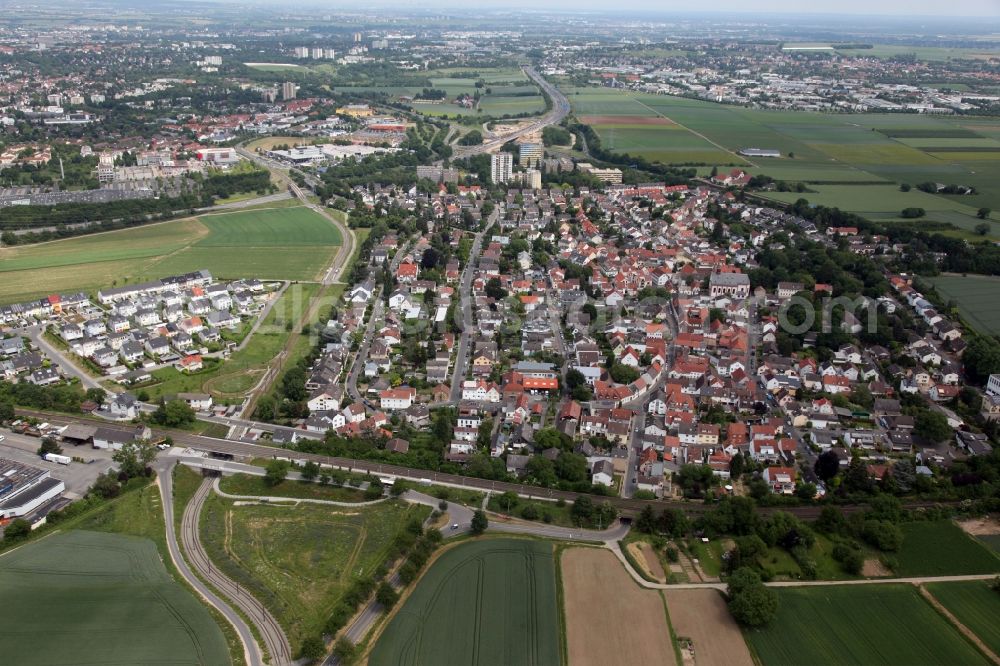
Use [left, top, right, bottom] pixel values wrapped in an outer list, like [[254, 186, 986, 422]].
[[665, 588, 753, 666], [744, 584, 991, 666], [560, 548, 676, 666], [894, 520, 1000, 577], [929, 275, 1000, 336], [926, 581, 1000, 658], [370, 539, 560, 666], [0, 529, 230, 666]]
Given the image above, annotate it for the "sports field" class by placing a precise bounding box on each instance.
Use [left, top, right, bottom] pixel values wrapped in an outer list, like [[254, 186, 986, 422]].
[[929, 275, 1000, 336], [0, 529, 230, 665], [369, 539, 561, 666], [894, 520, 1000, 577], [745, 584, 990, 666], [927, 581, 1000, 657], [0, 204, 342, 304], [200, 495, 427, 653]]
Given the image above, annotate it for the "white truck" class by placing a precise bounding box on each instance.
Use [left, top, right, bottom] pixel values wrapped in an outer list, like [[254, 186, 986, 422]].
[[44, 453, 71, 465]]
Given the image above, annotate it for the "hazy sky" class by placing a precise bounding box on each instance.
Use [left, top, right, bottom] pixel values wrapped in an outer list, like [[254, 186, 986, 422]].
[[392, 0, 1000, 17], [462, 0, 1000, 17]]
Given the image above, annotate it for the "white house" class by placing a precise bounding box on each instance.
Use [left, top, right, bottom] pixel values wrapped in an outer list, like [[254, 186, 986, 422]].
[[380, 386, 416, 411], [591, 459, 615, 487]]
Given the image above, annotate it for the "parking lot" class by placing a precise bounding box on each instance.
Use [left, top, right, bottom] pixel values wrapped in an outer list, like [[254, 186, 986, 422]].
[[0, 430, 115, 499]]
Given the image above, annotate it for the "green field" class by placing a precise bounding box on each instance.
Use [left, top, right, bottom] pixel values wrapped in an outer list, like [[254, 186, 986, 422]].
[[927, 581, 1000, 656], [369, 539, 561, 666], [928, 275, 1000, 336], [0, 530, 230, 666], [218, 472, 369, 502], [564, 85, 1000, 217], [200, 494, 428, 653], [0, 204, 342, 304], [760, 184, 995, 238], [981, 535, 1000, 554], [834, 45, 1000, 61], [745, 585, 990, 666], [895, 521, 1000, 576], [336, 67, 544, 118]]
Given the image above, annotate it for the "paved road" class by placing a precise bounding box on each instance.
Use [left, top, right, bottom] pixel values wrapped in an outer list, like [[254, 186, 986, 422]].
[[449, 217, 494, 402], [345, 244, 409, 404], [347, 300, 384, 405], [155, 460, 264, 666], [25, 326, 103, 390], [451, 66, 571, 159], [200, 192, 294, 212]]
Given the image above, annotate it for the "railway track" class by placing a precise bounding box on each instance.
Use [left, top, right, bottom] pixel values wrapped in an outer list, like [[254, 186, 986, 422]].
[[180, 478, 292, 666], [19, 409, 960, 521]]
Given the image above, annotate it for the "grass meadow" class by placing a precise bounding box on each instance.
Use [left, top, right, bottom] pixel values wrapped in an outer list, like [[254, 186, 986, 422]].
[[0, 204, 342, 304], [200, 494, 428, 654]]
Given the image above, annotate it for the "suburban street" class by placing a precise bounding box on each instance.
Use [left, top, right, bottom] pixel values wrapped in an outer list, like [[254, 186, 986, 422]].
[[345, 243, 410, 405], [448, 216, 494, 402], [25, 326, 103, 390], [346, 299, 384, 405]]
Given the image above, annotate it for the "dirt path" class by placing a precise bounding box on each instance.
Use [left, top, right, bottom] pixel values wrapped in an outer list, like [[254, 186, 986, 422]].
[[674, 546, 704, 583], [919, 585, 1000, 665]]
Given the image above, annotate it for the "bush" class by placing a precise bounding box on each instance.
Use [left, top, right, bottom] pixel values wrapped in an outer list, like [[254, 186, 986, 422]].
[[300, 635, 326, 663], [3, 518, 31, 541], [832, 542, 864, 575], [324, 603, 354, 635], [264, 460, 289, 487], [520, 504, 540, 520], [861, 520, 903, 552], [726, 567, 778, 627], [665, 546, 679, 563]]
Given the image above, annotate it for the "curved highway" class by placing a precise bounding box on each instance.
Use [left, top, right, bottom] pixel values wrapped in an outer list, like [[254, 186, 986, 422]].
[[452, 66, 571, 159]]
